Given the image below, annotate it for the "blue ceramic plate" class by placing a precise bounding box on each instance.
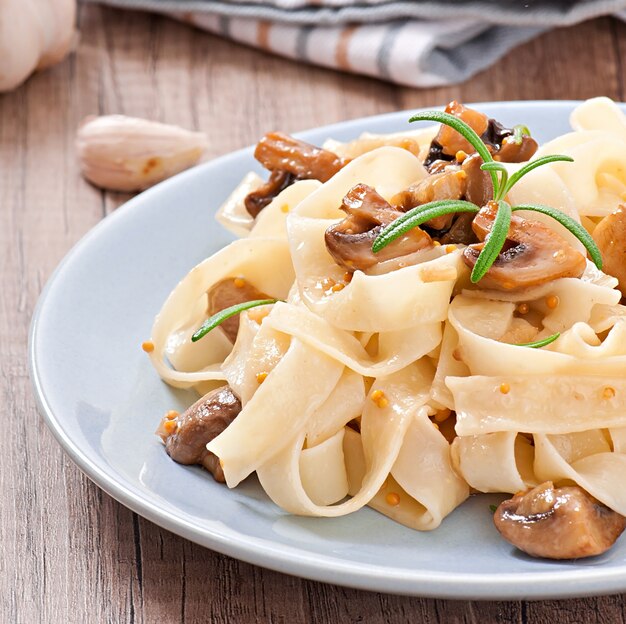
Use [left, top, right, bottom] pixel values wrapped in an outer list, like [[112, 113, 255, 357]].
[[30, 101, 626, 600]]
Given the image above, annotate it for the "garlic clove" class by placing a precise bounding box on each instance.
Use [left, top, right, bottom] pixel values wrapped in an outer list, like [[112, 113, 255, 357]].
[[76, 115, 209, 192], [0, 0, 77, 92]]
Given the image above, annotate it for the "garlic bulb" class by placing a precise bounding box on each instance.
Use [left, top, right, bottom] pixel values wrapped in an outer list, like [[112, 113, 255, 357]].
[[76, 115, 209, 192], [0, 0, 76, 92]]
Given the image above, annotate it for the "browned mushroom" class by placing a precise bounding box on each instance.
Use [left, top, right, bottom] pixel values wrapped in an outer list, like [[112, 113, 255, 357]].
[[494, 482, 626, 559], [439, 213, 477, 246], [592, 206, 626, 297], [392, 153, 492, 234], [254, 132, 348, 182], [207, 277, 271, 343], [244, 132, 349, 217], [156, 385, 241, 483], [245, 170, 296, 218], [325, 183, 433, 272], [463, 202, 586, 291], [391, 168, 466, 231], [424, 101, 538, 169], [495, 134, 539, 163], [432, 101, 489, 159], [462, 152, 493, 207]]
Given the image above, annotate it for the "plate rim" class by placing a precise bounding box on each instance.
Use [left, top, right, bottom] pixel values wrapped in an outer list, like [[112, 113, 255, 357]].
[[29, 100, 626, 600]]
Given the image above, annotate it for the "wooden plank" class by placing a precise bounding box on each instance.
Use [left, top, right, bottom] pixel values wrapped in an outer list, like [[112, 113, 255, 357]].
[[1, 5, 625, 623]]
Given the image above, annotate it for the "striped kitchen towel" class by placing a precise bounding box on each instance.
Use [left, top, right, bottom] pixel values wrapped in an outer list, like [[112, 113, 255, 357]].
[[86, 0, 626, 87]]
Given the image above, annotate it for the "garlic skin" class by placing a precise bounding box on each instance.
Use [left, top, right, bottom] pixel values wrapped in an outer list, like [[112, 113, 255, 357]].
[[0, 0, 76, 92], [76, 115, 209, 192]]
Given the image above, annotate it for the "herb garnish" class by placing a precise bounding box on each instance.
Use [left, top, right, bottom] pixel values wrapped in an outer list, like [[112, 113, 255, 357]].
[[516, 332, 560, 349], [372, 111, 603, 283], [191, 299, 279, 342]]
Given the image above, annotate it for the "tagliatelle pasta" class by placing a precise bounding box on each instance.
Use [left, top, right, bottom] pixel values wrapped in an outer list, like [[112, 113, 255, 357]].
[[149, 98, 626, 556]]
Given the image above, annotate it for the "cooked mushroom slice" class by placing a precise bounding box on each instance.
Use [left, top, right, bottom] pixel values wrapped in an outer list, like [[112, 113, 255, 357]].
[[439, 213, 477, 245], [325, 183, 432, 272], [156, 385, 241, 483], [592, 206, 626, 297], [244, 170, 296, 218], [494, 482, 626, 559], [427, 101, 489, 162], [463, 203, 586, 290], [391, 168, 466, 231], [244, 132, 348, 217], [254, 132, 348, 182], [207, 277, 271, 343], [495, 133, 539, 163], [424, 101, 538, 169], [462, 153, 493, 207], [391, 153, 490, 237]]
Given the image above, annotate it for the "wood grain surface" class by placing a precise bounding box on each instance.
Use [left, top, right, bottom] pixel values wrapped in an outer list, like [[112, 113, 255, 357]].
[[2, 5, 626, 623]]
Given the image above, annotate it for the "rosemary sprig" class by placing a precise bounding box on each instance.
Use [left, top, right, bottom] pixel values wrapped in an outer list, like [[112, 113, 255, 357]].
[[372, 199, 478, 253], [372, 109, 604, 282], [512, 204, 603, 269], [191, 299, 279, 342], [516, 332, 560, 348], [470, 200, 511, 283]]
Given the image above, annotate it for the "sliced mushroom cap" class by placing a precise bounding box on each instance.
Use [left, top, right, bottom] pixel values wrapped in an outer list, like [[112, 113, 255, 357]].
[[207, 277, 271, 343], [463, 203, 586, 291], [325, 183, 433, 272], [592, 206, 626, 297], [156, 385, 241, 483], [254, 132, 347, 182], [494, 482, 626, 559]]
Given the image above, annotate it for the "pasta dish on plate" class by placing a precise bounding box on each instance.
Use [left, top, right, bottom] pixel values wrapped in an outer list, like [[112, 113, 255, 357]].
[[144, 97, 626, 560]]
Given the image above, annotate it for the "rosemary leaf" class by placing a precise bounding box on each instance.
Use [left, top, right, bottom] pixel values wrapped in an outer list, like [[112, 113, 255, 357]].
[[500, 155, 573, 198], [372, 200, 479, 253], [409, 111, 499, 193], [191, 299, 279, 342], [470, 200, 512, 283], [489, 504, 498, 514], [512, 204, 603, 269], [516, 332, 560, 348]]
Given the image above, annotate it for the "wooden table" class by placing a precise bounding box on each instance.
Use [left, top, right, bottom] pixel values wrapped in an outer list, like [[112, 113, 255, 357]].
[[3, 5, 626, 622]]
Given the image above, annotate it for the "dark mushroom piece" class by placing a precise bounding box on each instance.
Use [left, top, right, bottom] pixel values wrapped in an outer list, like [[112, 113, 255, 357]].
[[424, 101, 538, 170], [245, 170, 296, 218], [463, 202, 586, 291], [495, 134, 540, 163], [494, 482, 626, 559], [325, 183, 433, 272], [592, 206, 626, 297], [244, 132, 349, 217], [391, 167, 466, 231], [439, 212, 477, 246], [391, 153, 491, 235], [207, 277, 271, 343], [156, 385, 241, 483]]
